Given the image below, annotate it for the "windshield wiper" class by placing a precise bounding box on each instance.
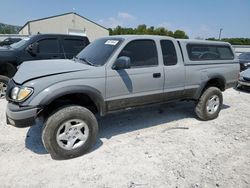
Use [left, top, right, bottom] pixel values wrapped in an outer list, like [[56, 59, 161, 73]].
[[74, 56, 95, 66]]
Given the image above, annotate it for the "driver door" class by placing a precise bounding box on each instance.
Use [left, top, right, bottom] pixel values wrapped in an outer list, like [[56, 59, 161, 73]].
[[106, 39, 164, 111]]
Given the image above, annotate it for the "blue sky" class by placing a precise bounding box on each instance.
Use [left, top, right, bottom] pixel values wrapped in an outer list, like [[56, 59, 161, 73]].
[[0, 0, 249, 39]]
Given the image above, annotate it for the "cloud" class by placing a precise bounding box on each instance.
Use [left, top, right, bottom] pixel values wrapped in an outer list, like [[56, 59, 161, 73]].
[[158, 22, 218, 39], [118, 12, 136, 20], [190, 25, 218, 39], [98, 12, 137, 28], [158, 22, 173, 29], [98, 17, 122, 28]]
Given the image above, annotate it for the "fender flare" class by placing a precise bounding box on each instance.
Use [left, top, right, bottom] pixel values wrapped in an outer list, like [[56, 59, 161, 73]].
[[0, 62, 17, 77], [39, 85, 106, 115], [194, 74, 226, 99]]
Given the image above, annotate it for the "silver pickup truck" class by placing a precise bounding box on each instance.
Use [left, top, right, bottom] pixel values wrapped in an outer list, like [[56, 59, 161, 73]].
[[5, 35, 239, 159]]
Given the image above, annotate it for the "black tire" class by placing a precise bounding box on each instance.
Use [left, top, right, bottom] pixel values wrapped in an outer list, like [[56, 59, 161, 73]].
[[0, 75, 9, 98], [42, 105, 98, 160], [195, 87, 223, 121]]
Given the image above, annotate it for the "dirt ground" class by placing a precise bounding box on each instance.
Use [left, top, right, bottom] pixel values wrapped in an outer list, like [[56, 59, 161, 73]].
[[0, 88, 249, 188]]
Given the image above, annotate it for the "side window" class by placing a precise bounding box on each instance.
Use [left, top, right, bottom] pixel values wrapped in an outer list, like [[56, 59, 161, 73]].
[[160, 40, 177, 66], [38, 38, 60, 53], [217, 46, 234, 59], [63, 39, 86, 54], [118, 40, 158, 67], [187, 44, 234, 61]]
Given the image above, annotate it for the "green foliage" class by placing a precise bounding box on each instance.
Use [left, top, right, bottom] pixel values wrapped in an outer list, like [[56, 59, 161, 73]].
[[174, 30, 189, 39], [109, 24, 189, 39], [0, 23, 21, 34], [207, 38, 250, 45]]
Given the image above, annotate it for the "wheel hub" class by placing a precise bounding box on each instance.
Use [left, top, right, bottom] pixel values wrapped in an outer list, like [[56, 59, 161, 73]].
[[206, 95, 220, 114], [56, 119, 89, 150], [0, 82, 7, 99]]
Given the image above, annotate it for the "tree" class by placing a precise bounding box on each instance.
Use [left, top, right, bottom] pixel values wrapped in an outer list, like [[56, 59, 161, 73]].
[[206, 38, 250, 45], [136, 24, 147, 34], [167, 31, 174, 37], [174, 30, 189, 39], [109, 24, 189, 39], [154, 27, 167, 36], [146, 26, 155, 35]]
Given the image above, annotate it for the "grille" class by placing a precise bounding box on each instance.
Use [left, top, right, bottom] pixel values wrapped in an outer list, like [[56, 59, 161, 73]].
[[243, 77, 250, 82]]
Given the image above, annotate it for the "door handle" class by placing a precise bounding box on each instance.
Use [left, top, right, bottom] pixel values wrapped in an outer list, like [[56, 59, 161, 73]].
[[153, 73, 161, 78], [51, 56, 59, 59]]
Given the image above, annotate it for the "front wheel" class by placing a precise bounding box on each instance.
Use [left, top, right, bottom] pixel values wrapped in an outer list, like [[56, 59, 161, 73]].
[[42, 105, 98, 160], [195, 87, 223, 121]]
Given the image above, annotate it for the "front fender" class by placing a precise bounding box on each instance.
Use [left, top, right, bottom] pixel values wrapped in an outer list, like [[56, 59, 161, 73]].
[[29, 84, 106, 115]]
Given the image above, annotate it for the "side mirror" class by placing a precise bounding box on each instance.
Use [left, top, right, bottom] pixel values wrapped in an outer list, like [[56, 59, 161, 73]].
[[113, 56, 131, 70], [27, 43, 39, 56]]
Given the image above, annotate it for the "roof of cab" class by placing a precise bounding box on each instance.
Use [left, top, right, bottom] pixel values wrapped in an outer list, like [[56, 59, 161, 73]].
[[30, 33, 88, 38], [178, 39, 231, 46], [101, 35, 232, 46], [106, 35, 175, 40]]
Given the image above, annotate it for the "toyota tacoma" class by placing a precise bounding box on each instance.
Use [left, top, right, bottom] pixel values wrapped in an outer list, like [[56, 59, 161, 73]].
[[5, 35, 239, 159]]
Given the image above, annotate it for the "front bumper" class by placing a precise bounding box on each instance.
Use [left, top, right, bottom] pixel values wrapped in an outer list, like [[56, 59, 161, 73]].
[[6, 103, 39, 128], [238, 80, 250, 87]]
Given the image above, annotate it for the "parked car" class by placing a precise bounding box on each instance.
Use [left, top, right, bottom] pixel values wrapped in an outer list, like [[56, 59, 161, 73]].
[[238, 67, 250, 89], [238, 52, 250, 71], [5, 35, 239, 159], [0, 34, 89, 98], [0, 37, 22, 46]]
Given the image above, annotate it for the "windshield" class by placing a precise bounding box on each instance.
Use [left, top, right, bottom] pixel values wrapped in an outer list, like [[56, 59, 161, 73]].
[[3, 38, 10, 42], [10, 37, 30, 49], [76, 38, 123, 66]]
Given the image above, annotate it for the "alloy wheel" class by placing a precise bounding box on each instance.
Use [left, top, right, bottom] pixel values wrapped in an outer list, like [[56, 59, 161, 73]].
[[56, 119, 89, 150], [206, 95, 220, 114]]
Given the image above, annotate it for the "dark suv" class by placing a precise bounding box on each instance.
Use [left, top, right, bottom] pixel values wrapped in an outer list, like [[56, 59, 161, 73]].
[[0, 34, 89, 98]]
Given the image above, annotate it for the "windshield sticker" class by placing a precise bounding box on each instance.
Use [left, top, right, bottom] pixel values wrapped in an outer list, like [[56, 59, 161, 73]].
[[105, 40, 119, 45]]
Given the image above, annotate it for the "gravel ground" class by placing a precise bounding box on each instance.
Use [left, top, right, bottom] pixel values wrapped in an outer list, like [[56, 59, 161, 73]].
[[0, 88, 249, 188]]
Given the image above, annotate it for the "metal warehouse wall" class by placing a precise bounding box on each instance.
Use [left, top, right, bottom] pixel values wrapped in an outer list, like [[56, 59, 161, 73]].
[[19, 13, 109, 42]]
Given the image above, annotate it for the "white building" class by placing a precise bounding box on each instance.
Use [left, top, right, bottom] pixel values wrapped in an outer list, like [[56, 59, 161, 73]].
[[19, 12, 109, 41]]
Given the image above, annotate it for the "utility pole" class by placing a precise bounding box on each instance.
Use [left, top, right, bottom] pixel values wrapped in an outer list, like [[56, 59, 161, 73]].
[[219, 28, 223, 40]]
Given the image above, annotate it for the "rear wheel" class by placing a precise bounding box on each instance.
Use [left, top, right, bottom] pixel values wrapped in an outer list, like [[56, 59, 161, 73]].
[[195, 87, 223, 121], [0, 75, 9, 99], [42, 105, 98, 160]]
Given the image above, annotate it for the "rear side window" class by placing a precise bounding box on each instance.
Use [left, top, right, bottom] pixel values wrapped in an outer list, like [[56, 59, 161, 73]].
[[118, 40, 158, 67], [63, 39, 87, 54], [38, 38, 60, 53], [187, 44, 234, 61], [160, 40, 177, 66]]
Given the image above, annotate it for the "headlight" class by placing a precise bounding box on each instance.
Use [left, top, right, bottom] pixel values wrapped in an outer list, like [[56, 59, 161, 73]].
[[11, 86, 33, 101]]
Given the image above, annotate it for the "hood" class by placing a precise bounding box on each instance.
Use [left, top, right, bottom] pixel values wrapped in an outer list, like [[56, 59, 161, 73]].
[[239, 59, 250, 63], [0, 47, 16, 62], [0, 46, 15, 53], [13, 59, 90, 84], [241, 68, 250, 79], [0, 46, 8, 50]]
